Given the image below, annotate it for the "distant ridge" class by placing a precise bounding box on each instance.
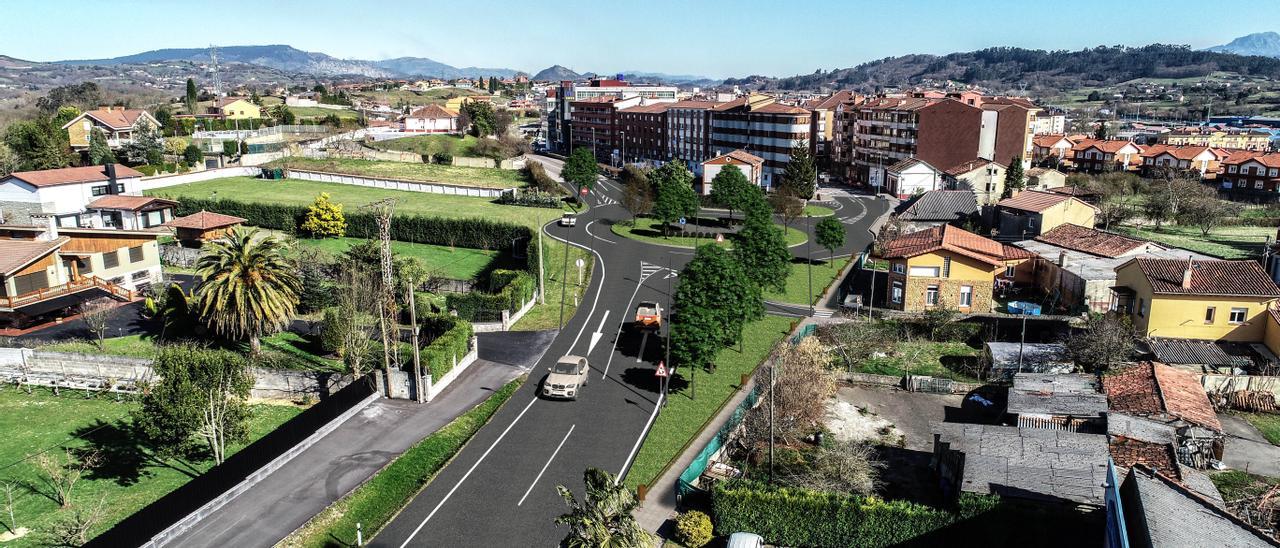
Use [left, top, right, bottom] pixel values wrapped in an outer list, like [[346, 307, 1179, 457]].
[[1206, 32, 1280, 58]]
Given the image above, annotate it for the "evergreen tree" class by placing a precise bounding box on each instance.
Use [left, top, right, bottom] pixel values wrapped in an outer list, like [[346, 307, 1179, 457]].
[[814, 217, 846, 262], [708, 164, 752, 222], [1094, 121, 1110, 140], [1002, 156, 1025, 198], [2, 120, 69, 171], [734, 210, 792, 294], [562, 147, 600, 191], [651, 163, 698, 236], [780, 140, 817, 199], [88, 128, 116, 165], [185, 78, 199, 115]]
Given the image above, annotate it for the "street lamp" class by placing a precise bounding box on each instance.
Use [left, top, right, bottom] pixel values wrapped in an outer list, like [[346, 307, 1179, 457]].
[[807, 212, 814, 316]]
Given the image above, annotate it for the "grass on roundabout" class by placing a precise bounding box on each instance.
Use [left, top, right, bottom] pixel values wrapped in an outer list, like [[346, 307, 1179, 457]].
[[802, 204, 836, 217], [609, 217, 807, 249]]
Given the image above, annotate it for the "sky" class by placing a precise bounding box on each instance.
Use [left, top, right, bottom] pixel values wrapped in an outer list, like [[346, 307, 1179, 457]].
[[2, 0, 1279, 79]]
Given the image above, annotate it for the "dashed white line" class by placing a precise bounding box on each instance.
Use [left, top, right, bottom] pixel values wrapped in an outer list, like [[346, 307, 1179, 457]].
[[517, 424, 575, 506]]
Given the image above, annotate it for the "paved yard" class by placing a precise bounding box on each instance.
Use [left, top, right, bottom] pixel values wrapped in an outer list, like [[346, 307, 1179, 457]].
[[833, 384, 963, 451], [1220, 412, 1280, 478]]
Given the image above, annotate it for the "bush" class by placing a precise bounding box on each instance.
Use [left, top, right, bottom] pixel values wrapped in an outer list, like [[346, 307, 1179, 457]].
[[319, 307, 345, 354], [223, 140, 239, 156], [135, 164, 158, 176], [183, 143, 204, 167], [526, 161, 561, 193], [162, 162, 177, 173], [495, 189, 562, 208], [675, 510, 713, 548], [444, 270, 535, 322], [432, 152, 453, 165], [418, 313, 474, 381]]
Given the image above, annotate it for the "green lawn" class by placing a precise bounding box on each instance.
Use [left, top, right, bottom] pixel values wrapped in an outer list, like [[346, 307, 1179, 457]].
[[268, 158, 526, 189], [802, 205, 835, 217], [295, 237, 499, 280], [763, 258, 846, 306], [1115, 224, 1273, 260], [510, 235, 593, 331], [624, 315, 794, 490], [853, 341, 982, 382], [1234, 412, 1280, 446], [0, 388, 301, 546], [1210, 470, 1280, 502], [368, 134, 481, 158], [610, 218, 807, 249], [287, 106, 358, 119]]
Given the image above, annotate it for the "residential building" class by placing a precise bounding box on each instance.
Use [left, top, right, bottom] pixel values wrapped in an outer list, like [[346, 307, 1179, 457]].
[[1070, 139, 1143, 173], [995, 190, 1098, 239], [60, 107, 161, 150], [1032, 112, 1067, 135], [1031, 134, 1081, 164], [894, 189, 979, 233], [569, 96, 643, 163], [708, 94, 811, 189], [700, 150, 763, 195], [1104, 362, 1225, 469], [209, 97, 261, 120], [284, 94, 318, 107], [1138, 145, 1229, 179], [1159, 126, 1272, 151], [883, 157, 944, 198], [0, 164, 148, 228], [548, 78, 678, 153], [931, 423, 1109, 506], [848, 96, 979, 190], [879, 224, 1033, 313], [944, 158, 1006, 206], [1115, 465, 1277, 548], [1015, 223, 1209, 313], [402, 104, 459, 133], [803, 91, 856, 169], [665, 100, 718, 174], [1006, 373, 1107, 431], [1219, 151, 1280, 193], [1025, 167, 1067, 191], [444, 95, 492, 113], [616, 102, 670, 165], [980, 96, 1040, 168], [1111, 258, 1280, 341], [84, 195, 177, 230]]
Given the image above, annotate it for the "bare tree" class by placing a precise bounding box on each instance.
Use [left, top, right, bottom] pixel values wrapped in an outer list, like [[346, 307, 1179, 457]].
[[1, 481, 18, 535], [78, 299, 114, 350], [337, 265, 381, 379], [621, 172, 653, 223], [742, 337, 837, 451], [1178, 194, 1240, 237], [1064, 314, 1138, 372], [769, 187, 805, 230], [34, 450, 100, 509], [45, 494, 107, 547], [783, 438, 882, 495]]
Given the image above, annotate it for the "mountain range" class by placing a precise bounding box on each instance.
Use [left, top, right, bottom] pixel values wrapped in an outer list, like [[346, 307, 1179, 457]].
[[1207, 31, 1280, 58]]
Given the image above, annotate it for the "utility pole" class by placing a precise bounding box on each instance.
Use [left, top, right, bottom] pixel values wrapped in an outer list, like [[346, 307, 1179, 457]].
[[867, 257, 877, 319], [407, 284, 423, 403], [1017, 313, 1028, 374], [538, 228, 546, 304], [559, 237, 569, 328], [362, 198, 399, 393], [665, 255, 673, 407], [768, 356, 775, 485]]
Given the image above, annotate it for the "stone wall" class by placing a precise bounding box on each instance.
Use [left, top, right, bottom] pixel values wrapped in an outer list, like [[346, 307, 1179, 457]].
[[901, 276, 994, 313], [0, 200, 46, 225]]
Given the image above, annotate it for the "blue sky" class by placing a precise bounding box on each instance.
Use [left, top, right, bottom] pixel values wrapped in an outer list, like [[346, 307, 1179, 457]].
[[2, 0, 1278, 78]]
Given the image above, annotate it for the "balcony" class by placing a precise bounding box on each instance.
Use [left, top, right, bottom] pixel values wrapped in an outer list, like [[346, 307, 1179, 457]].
[[0, 276, 133, 312]]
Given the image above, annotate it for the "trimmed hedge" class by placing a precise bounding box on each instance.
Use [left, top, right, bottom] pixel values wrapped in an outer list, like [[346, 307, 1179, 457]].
[[419, 313, 473, 381], [284, 377, 523, 548], [444, 270, 535, 322], [495, 189, 562, 208]]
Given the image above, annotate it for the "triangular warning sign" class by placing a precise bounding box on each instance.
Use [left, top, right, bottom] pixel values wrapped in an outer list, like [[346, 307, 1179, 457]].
[[654, 361, 669, 377]]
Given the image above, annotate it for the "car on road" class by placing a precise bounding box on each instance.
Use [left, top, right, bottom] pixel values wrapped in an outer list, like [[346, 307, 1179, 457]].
[[543, 355, 589, 400], [634, 301, 662, 330], [560, 212, 577, 227]]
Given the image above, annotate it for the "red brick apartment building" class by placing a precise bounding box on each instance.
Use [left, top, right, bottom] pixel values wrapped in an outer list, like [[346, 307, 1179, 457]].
[[616, 102, 671, 165], [569, 96, 640, 163], [1220, 151, 1280, 193]]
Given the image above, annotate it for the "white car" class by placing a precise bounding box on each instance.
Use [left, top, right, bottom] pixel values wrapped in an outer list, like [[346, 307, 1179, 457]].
[[560, 213, 577, 227], [543, 355, 589, 400]]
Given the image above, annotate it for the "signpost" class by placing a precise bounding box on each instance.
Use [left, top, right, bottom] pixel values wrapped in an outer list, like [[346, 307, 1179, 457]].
[[576, 257, 585, 286], [655, 360, 670, 402]]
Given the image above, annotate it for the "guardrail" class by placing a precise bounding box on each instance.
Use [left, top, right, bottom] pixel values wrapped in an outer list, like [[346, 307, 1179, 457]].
[[0, 276, 131, 310]]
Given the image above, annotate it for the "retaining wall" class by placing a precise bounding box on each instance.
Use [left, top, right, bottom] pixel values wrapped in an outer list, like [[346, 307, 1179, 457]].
[[285, 169, 506, 198], [137, 166, 262, 192]]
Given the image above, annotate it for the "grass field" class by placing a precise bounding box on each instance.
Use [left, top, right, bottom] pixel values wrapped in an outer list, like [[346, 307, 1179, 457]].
[[763, 258, 846, 306], [0, 388, 301, 546], [368, 134, 481, 158], [1233, 412, 1280, 446], [802, 205, 835, 217], [851, 341, 982, 382], [268, 158, 527, 189], [624, 315, 794, 490], [294, 237, 499, 280], [287, 106, 358, 119], [610, 218, 807, 249], [1115, 224, 1272, 260]]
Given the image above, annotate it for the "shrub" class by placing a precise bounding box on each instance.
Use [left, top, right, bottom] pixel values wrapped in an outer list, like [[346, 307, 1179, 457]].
[[526, 161, 561, 193], [319, 307, 346, 354], [432, 152, 453, 165], [222, 140, 239, 156], [675, 510, 713, 548], [183, 143, 204, 167], [418, 313, 474, 380], [162, 162, 177, 173], [495, 189, 562, 208], [444, 270, 535, 322], [135, 164, 158, 176]]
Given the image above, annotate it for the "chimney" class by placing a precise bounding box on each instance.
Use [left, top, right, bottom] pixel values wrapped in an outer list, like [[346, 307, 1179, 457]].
[[105, 163, 117, 190], [33, 214, 57, 241], [1182, 256, 1194, 289], [1058, 251, 1068, 267]]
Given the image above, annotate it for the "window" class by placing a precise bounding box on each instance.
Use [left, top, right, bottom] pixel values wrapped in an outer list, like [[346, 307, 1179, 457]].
[[128, 246, 144, 263], [131, 270, 151, 282], [1004, 265, 1016, 278], [102, 250, 120, 269], [1137, 298, 1145, 317], [1229, 165, 1238, 173], [892, 262, 905, 274], [1272, 169, 1279, 177], [942, 257, 952, 278], [925, 285, 939, 306], [909, 266, 940, 277], [1257, 180, 1265, 190], [1230, 307, 1248, 324], [1205, 307, 1216, 324], [891, 282, 903, 304], [12, 271, 48, 294], [82, 121, 90, 132], [959, 286, 973, 307]]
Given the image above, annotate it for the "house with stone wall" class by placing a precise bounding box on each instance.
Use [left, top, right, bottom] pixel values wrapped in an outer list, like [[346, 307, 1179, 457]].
[[879, 224, 1033, 313]]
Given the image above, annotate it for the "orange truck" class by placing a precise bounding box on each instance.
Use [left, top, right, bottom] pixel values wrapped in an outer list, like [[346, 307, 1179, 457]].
[[635, 301, 663, 330]]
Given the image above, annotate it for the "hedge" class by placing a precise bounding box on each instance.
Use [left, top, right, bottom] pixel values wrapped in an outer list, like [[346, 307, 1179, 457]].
[[495, 189, 562, 208], [419, 313, 474, 381], [284, 377, 523, 548], [168, 198, 538, 272], [444, 269, 535, 322]]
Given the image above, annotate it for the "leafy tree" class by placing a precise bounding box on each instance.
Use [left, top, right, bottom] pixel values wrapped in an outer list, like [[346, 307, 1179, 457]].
[[651, 169, 699, 237], [1094, 121, 1110, 140], [561, 147, 599, 192], [271, 104, 296, 125], [461, 100, 496, 137], [133, 345, 253, 464], [36, 82, 100, 113], [183, 143, 204, 167], [556, 468, 650, 548], [194, 228, 301, 354], [87, 128, 115, 165], [185, 78, 199, 115], [672, 245, 762, 371], [155, 105, 174, 134], [780, 140, 817, 199], [53, 106, 81, 128], [301, 192, 347, 238], [734, 194, 792, 293], [814, 216, 845, 261], [709, 164, 752, 222], [120, 124, 163, 165], [1087, 90, 1103, 101], [1003, 156, 1025, 197], [2, 120, 69, 171], [0, 142, 17, 177], [164, 136, 190, 156], [621, 168, 653, 222], [1178, 194, 1239, 237], [1064, 314, 1136, 372]]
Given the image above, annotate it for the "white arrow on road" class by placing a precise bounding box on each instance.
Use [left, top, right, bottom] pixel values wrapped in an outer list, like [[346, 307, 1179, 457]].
[[664, 270, 679, 279], [588, 310, 611, 354]]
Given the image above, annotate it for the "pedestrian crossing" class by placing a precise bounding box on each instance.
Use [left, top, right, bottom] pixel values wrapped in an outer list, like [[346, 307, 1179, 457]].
[[596, 194, 618, 207], [812, 309, 834, 318], [640, 261, 663, 282]]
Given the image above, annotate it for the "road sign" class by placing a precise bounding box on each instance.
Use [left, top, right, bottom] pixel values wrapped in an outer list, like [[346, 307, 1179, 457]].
[[579, 187, 589, 197], [678, 217, 686, 226], [654, 361, 669, 378], [575, 258, 585, 268]]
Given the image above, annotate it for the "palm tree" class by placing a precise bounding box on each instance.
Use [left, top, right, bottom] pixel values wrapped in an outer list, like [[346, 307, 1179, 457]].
[[556, 468, 650, 548], [194, 228, 301, 354]]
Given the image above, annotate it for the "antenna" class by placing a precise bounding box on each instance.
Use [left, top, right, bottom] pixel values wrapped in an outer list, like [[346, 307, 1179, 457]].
[[209, 44, 222, 97]]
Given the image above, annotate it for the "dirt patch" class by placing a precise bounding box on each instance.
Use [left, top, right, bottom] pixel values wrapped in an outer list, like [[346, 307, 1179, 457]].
[[825, 399, 906, 447]]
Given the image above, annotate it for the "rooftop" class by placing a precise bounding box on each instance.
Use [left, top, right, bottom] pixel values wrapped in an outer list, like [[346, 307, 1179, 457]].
[[997, 190, 1098, 214], [86, 195, 178, 212], [880, 224, 1033, 267], [1127, 258, 1280, 297], [932, 423, 1110, 505], [1034, 223, 1153, 258], [163, 210, 247, 231], [5, 165, 145, 188], [1007, 373, 1108, 418], [61, 107, 153, 130], [406, 104, 458, 119], [897, 190, 979, 222], [1121, 465, 1277, 548], [704, 149, 764, 167], [1103, 362, 1222, 432], [0, 237, 68, 277]]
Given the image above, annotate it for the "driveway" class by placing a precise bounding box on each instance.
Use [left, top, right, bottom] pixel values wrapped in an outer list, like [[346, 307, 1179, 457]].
[[1219, 413, 1280, 478]]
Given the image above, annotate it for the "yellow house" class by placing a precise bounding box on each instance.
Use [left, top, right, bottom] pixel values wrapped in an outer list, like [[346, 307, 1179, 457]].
[[1112, 258, 1280, 342], [880, 224, 1033, 313], [444, 95, 492, 113], [60, 107, 160, 150], [996, 189, 1098, 239], [209, 97, 261, 120]]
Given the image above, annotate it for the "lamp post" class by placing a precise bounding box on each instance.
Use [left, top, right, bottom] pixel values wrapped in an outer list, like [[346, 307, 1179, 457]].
[[807, 212, 814, 316]]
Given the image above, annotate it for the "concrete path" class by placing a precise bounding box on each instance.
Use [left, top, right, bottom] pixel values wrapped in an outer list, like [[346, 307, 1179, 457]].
[[165, 331, 553, 548], [1220, 413, 1280, 478]]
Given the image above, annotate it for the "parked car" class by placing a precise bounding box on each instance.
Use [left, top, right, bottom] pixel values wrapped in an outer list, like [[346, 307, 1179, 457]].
[[543, 355, 589, 400], [560, 212, 577, 227], [727, 532, 764, 548]]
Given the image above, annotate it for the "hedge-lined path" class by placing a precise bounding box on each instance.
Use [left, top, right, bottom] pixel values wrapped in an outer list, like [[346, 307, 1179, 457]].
[[161, 330, 550, 548]]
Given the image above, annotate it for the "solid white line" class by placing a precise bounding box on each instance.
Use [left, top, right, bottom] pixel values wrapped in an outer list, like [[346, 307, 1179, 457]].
[[547, 221, 608, 357], [517, 424, 576, 506], [615, 390, 665, 485], [584, 220, 617, 245], [603, 270, 650, 378], [397, 397, 538, 548]]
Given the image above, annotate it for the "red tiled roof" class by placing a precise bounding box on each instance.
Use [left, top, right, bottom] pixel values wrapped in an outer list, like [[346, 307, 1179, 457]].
[[1033, 134, 1072, 148], [1071, 138, 1139, 154], [406, 104, 458, 119], [666, 100, 721, 110], [214, 97, 253, 108], [0, 237, 68, 277], [618, 102, 671, 114], [1127, 257, 1280, 297], [1109, 437, 1180, 478], [1103, 362, 1222, 432], [86, 195, 177, 211], [944, 158, 1004, 176], [1139, 144, 1226, 161], [163, 210, 246, 230], [982, 96, 1039, 110], [1222, 151, 1280, 169], [64, 108, 153, 130], [704, 149, 763, 167], [5, 165, 145, 188], [858, 96, 942, 112], [803, 90, 856, 110], [997, 190, 1098, 213], [880, 224, 1031, 267], [1034, 223, 1151, 258]]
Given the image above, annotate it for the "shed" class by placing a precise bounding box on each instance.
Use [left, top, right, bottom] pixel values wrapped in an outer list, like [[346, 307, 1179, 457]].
[[163, 210, 246, 245], [930, 423, 1110, 506], [1007, 373, 1107, 431], [984, 342, 1074, 381]]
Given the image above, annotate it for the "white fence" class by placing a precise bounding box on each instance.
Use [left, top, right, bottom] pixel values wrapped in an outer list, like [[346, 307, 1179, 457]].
[[136, 166, 262, 192], [286, 169, 507, 198]]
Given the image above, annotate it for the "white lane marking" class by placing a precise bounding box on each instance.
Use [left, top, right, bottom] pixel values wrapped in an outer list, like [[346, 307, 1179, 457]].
[[584, 220, 617, 245], [603, 269, 651, 379], [588, 310, 610, 355], [547, 221, 609, 357], [517, 424, 575, 506], [397, 396, 538, 547], [615, 390, 665, 485]]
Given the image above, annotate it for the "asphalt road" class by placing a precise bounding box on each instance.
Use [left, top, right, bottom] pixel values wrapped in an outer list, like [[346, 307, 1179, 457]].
[[372, 156, 885, 547]]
